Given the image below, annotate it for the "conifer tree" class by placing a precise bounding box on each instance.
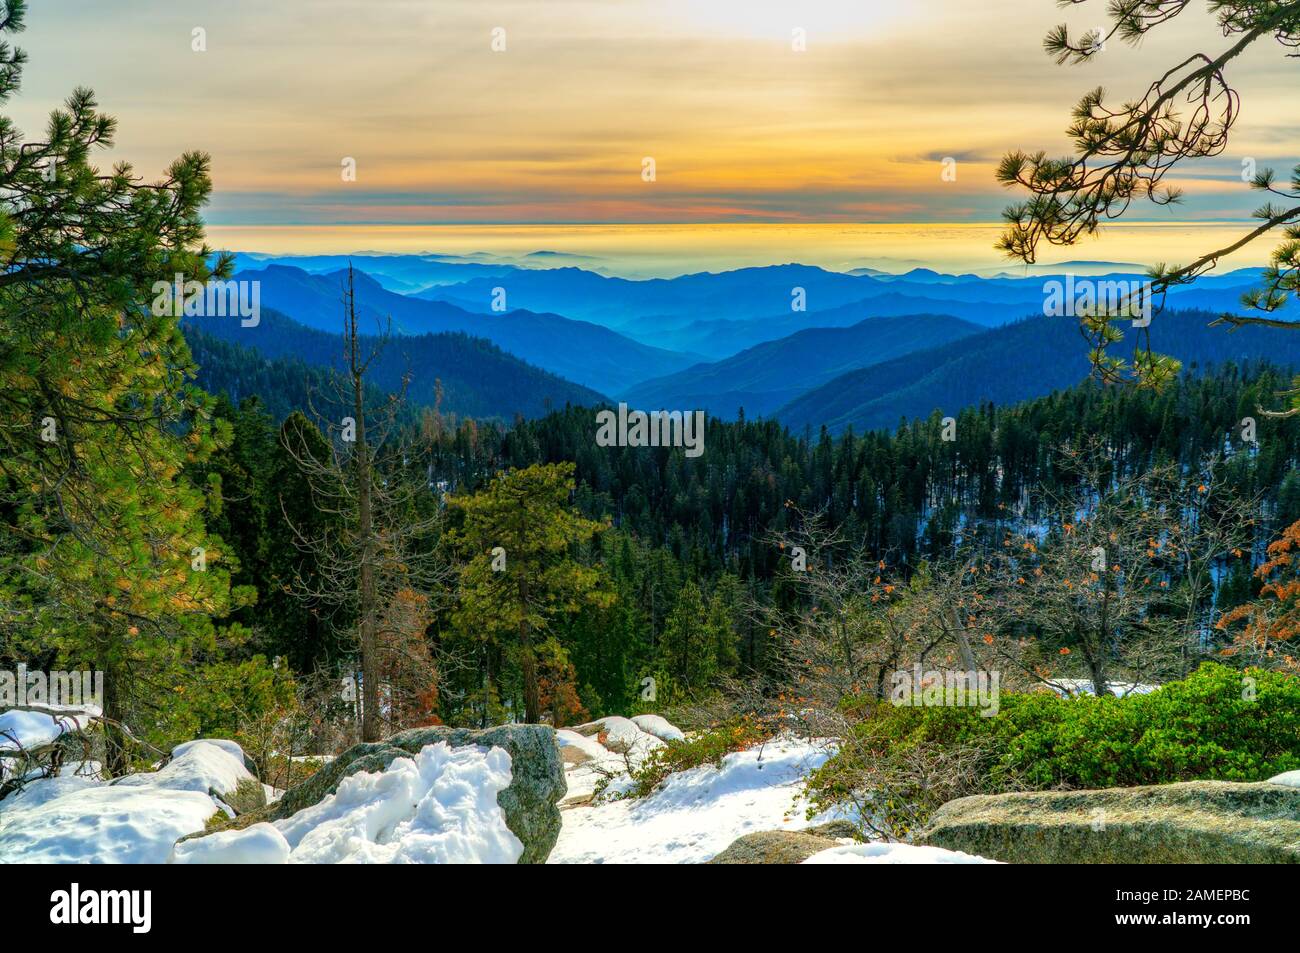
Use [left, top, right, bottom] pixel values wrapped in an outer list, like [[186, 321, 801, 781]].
[[447, 462, 610, 723], [0, 0, 243, 771]]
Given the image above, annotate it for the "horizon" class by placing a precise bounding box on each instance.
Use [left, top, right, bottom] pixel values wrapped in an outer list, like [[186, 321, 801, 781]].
[[211, 221, 1280, 280]]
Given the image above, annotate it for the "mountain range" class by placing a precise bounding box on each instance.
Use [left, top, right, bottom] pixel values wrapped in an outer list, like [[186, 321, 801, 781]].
[[213, 252, 1299, 435], [184, 306, 603, 422], [236, 265, 698, 395], [776, 309, 1300, 434]]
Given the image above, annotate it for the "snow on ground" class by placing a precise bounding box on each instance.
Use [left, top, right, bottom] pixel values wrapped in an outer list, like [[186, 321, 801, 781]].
[[0, 708, 97, 752], [559, 718, 669, 805], [550, 735, 836, 864], [1268, 770, 1300, 788], [631, 714, 686, 743], [0, 740, 251, 863], [170, 822, 290, 865], [573, 716, 664, 755], [555, 728, 610, 762], [1046, 679, 1158, 698], [171, 741, 522, 864], [0, 773, 100, 811], [114, 738, 251, 800], [802, 842, 1000, 865]]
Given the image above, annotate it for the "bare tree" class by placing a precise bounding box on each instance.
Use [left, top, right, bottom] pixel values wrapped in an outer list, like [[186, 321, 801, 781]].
[[280, 265, 449, 741], [975, 446, 1254, 695], [743, 506, 954, 738]]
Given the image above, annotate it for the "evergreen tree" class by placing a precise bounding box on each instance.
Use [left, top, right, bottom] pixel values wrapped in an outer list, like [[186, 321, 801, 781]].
[[0, 1, 242, 771], [447, 462, 611, 723]]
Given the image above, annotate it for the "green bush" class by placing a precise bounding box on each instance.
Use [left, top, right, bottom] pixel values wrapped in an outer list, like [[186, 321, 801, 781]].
[[152, 655, 297, 756], [623, 720, 770, 798], [806, 663, 1300, 836]]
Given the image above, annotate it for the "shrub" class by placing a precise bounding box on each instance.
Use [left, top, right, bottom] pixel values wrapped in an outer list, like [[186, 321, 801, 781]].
[[806, 663, 1300, 837], [623, 719, 771, 798]]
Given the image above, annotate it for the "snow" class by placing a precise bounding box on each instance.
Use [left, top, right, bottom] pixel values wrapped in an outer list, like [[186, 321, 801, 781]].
[[550, 735, 835, 864], [0, 773, 100, 812], [271, 742, 521, 864], [555, 729, 610, 762], [0, 709, 93, 752], [0, 783, 220, 863], [1046, 679, 1157, 698], [114, 739, 252, 800], [0, 740, 251, 864], [169, 823, 291, 865], [1267, 770, 1300, 788], [802, 842, 1000, 865], [572, 716, 664, 755], [173, 738, 247, 765], [631, 714, 686, 743]]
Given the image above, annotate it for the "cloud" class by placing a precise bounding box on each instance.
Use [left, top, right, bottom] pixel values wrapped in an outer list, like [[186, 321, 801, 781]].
[[17, 0, 1298, 225]]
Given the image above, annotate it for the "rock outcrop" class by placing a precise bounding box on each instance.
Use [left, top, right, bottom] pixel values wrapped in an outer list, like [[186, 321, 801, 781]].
[[921, 780, 1300, 864], [707, 822, 862, 864], [190, 724, 565, 864]]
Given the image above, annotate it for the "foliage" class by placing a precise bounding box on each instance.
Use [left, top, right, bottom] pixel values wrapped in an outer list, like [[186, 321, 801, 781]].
[[446, 462, 612, 723], [806, 662, 1300, 837], [996, 0, 1300, 397], [1218, 517, 1300, 670], [0, 0, 244, 771], [623, 719, 772, 798], [151, 654, 296, 756]]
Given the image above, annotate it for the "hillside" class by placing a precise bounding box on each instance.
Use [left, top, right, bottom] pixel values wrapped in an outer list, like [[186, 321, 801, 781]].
[[776, 309, 1300, 434], [239, 265, 697, 393], [622, 313, 982, 417], [184, 307, 604, 421]]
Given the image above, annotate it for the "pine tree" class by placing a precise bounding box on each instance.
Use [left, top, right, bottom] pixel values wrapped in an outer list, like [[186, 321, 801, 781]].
[[0, 0, 243, 772], [447, 462, 611, 724]]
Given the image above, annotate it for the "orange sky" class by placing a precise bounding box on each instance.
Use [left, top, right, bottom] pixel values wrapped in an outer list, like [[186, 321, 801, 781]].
[[16, 1, 1299, 238]]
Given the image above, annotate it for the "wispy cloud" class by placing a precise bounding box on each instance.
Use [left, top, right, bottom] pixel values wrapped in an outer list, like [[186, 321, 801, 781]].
[[17, 0, 1298, 226]]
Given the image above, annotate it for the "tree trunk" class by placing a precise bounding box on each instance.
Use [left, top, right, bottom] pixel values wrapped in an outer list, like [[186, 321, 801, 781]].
[[100, 655, 128, 778], [946, 606, 978, 672], [346, 266, 381, 743], [518, 576, 541, 723], [356, 405, 379, 741]]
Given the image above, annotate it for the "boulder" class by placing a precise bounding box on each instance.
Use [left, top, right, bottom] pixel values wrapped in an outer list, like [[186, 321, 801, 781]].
[[708, 830, 840, 864], [708, 822, 862, 864], [921, 780, 1300, 864], [571, 716, 661, 754], [188, 724, 565, 864]]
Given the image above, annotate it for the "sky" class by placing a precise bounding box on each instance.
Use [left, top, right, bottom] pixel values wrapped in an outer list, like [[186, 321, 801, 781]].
[[13, 1, 1299, 268]]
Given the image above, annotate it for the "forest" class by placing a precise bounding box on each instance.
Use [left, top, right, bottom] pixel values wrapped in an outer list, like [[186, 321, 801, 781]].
[[95, 355, 1292, 764]]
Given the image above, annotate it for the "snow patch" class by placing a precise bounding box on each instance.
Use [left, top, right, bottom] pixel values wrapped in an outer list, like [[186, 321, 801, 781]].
[[0, 709, 95, 752], [574, 716, 664, 755], [271, 742, 521, 864], [169, 822, 291, 865], [555, 729, 611, 762], [1267, 769, 1300, 788], [802, 842, 1000, 864], [551, 736, 833, 864], [114, 740, 251, 800], [631, 714, 686, 743], [0, 740, 251, 863], [1046, 679, 1157, 698]]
